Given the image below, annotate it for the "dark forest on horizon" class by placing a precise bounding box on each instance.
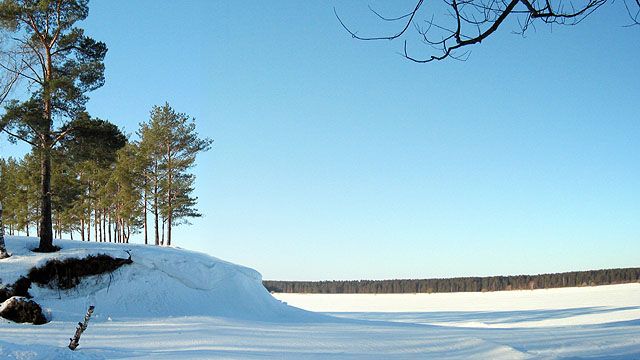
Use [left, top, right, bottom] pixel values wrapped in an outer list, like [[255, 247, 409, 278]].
[[264, 267, 640, 294]]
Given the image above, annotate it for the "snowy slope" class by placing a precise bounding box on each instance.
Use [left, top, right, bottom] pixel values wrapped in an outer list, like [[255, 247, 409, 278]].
[[0, 236, 315, 322]]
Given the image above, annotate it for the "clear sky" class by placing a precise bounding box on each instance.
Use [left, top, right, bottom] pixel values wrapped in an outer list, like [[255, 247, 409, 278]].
[[0, 1, 638, 281]]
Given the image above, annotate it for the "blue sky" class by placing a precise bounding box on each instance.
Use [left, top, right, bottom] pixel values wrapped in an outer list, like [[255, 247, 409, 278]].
[[1, 1, 638, 281]]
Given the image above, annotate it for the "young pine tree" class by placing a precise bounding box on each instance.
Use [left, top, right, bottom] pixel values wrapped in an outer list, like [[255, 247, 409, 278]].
[[139, 103, 211, 246]]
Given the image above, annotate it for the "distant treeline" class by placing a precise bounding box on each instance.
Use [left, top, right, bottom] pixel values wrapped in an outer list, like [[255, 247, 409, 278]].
[[264, 267, 640, 294]]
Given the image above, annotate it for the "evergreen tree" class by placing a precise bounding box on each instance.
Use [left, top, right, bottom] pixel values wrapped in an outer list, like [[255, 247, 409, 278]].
[[0, 158, 11, 258], [2, 102, 208, 247], [57, 114, 126, 242], [139, 103, 211, 246], [0, 158, 16, 233], [50, 149, 81, 238], [0, 0, 107, 251], [138, 120, 162, 245], [58, 114, 127, 167], [106, 143, 144, 243], [9, 154, 38, 236]]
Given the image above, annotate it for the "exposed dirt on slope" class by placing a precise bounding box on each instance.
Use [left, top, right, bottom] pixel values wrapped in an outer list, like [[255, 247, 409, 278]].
[[0, 253, 132, 324]]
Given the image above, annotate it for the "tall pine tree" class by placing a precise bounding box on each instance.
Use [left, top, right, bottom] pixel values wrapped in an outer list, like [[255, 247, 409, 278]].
[[0, 0, 107, 251]]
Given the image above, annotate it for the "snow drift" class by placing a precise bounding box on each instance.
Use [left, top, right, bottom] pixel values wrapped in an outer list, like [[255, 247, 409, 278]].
[[0, 236, 311, 323]]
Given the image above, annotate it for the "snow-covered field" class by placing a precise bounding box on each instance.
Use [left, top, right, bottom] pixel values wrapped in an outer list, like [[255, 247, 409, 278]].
[[274, 284, 640, 328], [1, 236, 639, 359]]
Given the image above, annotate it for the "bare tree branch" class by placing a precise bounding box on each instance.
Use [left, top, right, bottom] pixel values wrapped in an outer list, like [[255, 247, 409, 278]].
[[368, 5, 414, 21], [335, 0, 424, 41], [0, 61, 42, 85], [1, 128, 37, 146], [0, 67, 19, 105], [623, 0, 640, 25], [336, 0, 629, 62]]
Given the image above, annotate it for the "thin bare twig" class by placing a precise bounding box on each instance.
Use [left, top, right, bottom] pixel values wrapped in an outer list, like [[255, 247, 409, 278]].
[[336, 0, 616, 63], [335, 0, 424, 41]]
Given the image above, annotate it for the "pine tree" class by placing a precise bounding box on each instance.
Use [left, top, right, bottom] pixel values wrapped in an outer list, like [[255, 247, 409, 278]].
[[51, 149, 81, 238], [139, 103, 211, 246], [138, 120, 162, 246], [57, 115, 126, 241], [0, 0, 107, 251], [0, 158, 16, 235], [105, 143, 144, 243], [13, 154, 40, 236]]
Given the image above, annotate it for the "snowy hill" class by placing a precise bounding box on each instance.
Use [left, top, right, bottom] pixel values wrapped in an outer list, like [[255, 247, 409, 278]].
[[0, 236, 314, 322]]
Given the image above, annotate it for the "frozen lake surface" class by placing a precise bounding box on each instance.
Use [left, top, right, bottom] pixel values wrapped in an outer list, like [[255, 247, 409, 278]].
[[274, 284, 640, 327], [273, 285, 640, 359]]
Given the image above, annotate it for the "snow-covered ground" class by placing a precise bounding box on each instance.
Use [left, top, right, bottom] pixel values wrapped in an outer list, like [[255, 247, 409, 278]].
[[274, 284, 640, 327], [1, 236, 639, 359]]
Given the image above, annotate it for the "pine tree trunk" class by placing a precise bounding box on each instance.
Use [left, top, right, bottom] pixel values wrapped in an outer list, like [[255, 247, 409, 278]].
[[102, 209, 106, 242], [120, 219, 124, 243], [98, 209, 102, 242], [94, 209, 98, 243], [0, 203, 10, 259], [38, 145, 54, 251], [86, 209, 91, 242], [37, 43, 55, 252], [167, 209, 172, 246], [167, 144, 172, 246], [143, 183, 148, 245], [154, 160, 159, 246], [56, 211, 61, 239], [25, 203, 29, 237]]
